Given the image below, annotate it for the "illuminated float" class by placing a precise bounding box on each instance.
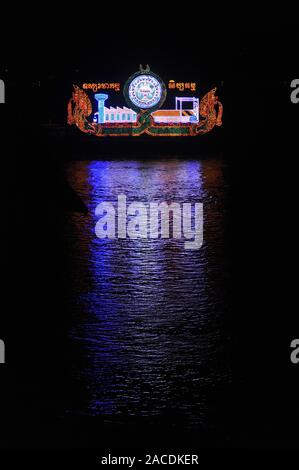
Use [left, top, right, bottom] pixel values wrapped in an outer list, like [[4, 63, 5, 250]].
[[67, 65, 223, 137]]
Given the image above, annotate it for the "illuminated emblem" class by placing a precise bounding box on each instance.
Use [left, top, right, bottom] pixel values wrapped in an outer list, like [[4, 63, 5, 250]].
[[128, 75, 162, 109], [123, 65, 166, 112]]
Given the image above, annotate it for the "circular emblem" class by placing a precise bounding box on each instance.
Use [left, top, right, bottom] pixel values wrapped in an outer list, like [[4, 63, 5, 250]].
[[128, 75, 162, 109], [124, 69, 167, 112]]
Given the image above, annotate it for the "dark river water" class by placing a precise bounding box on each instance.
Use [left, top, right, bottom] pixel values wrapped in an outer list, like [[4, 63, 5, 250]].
[[64, 157, 231, 432]]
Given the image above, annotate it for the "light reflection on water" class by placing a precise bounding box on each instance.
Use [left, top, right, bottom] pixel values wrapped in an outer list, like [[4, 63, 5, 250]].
[[65, 157, 231, 428]]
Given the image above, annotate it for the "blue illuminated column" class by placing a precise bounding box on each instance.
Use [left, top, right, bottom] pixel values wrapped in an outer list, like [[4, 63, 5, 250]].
[[95, 94, 108, 123]]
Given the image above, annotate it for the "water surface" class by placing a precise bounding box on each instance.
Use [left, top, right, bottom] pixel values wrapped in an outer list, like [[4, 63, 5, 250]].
[[65, 157, 231, 431]]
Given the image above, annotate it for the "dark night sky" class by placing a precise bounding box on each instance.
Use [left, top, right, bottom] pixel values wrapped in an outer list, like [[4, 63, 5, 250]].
[[2, 20, 298, 76]]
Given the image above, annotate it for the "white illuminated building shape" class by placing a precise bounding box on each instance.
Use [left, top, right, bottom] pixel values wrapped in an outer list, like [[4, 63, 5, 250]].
[[152, 97, 199, 124], [104, 106, 137, 123]]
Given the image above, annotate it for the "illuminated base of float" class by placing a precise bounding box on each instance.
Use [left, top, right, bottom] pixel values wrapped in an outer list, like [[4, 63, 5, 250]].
[[67, 66, 223, 138]]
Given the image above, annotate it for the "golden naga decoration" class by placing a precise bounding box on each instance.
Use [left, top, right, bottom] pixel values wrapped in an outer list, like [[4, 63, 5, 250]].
[[67, 68, 223, 137]]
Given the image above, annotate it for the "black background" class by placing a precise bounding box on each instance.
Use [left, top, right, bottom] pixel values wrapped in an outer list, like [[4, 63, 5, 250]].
[[0, 13, 299, 460]]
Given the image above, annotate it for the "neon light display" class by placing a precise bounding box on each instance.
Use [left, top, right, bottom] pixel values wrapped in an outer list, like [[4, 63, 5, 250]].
[[83, 82, 121, 92], [93, 93, 137, 124], [168, 80, 197, 91], [67, 66, 223, 137]]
